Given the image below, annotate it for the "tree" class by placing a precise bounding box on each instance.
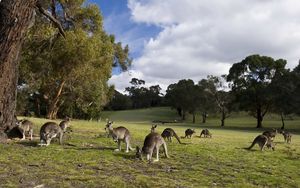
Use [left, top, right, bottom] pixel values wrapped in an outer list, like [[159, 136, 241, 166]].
[[206, 75, 233, 127], [227, 54, 287, 128], [19, 2, 131, 119], [166, 79, 197, 121], [0, 0, 65, 138], [270, 62, 300, 129], [197, 79, 217, 123]]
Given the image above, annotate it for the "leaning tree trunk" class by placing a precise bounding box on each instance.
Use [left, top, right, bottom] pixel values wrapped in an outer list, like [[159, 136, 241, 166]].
[[0, 0, 36, 139], [46, 80, 65, 119]]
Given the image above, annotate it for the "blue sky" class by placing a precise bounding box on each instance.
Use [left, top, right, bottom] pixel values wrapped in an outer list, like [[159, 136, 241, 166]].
[[88, 0, 161, 58], [86, 1, 300, 93]]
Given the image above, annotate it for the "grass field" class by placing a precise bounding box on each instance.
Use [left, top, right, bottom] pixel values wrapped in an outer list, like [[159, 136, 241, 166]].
[[1, 107, 300, 187]]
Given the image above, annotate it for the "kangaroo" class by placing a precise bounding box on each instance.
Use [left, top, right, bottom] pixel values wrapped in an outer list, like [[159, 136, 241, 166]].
[[150, 125, 157, 133], [106, 121, 133, 152], [16, 119, 33, 140], [161, 128, 181, 144], [59, 117, 71, 133], [280, 130, 292, 143], [247, 135, 275, 151], [39, 122, 63, 146], [200, 129, 212, 138], [136, 132, 169, 163], [184, 129, 195, 138], [262, 129, 277, 140]]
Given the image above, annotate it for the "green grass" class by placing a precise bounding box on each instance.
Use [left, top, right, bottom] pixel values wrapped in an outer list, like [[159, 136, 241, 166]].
[[1, 107, 300, 187]]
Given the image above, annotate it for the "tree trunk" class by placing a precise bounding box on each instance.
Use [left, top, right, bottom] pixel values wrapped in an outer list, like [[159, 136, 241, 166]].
[[256, 107, 263, 128], [46, 80, 65, 119], [182, 110, 186, 120], [0, 0, 36, 139], [202, 112, 207, 123], [280, 112, 285, 130], [220, 110, 225, 127]]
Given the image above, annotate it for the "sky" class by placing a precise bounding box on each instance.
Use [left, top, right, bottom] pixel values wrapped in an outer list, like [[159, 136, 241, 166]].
[[89, 0, 300, 93]]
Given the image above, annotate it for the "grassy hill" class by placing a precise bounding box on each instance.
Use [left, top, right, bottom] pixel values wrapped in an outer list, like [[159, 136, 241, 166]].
[[0, 107, 299, 187]]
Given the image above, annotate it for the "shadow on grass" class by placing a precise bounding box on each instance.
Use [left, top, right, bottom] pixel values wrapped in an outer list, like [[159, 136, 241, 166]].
[[16, 141, 39, 147]]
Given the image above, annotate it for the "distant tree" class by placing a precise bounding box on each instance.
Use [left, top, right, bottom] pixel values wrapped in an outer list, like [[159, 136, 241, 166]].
[[105, 90, 132, 111], [206, 75, 233, 127], [166, 79, 197, 121], [227, 54, 287, 128], [197, 79, 217, 123], [270, 61, 300, 129], [125, 78, 162, 109]]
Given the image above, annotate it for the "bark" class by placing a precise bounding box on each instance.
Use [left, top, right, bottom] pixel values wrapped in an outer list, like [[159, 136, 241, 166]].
[[46, 80, 65, 119], [202, 112, 207, 123], [221, 110, 225, 127], [256, 107, 263, 128], [280, 112, 285, 130], [0, 0, 37, 139]]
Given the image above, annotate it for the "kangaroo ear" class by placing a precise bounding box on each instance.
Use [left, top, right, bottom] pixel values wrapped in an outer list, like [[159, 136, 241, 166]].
[[136, 146, 140, 152], [154, 125, 157, 128]]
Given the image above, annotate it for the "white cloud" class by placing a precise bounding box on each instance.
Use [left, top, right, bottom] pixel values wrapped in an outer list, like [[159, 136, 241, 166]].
[[110, 0, 300, 93]]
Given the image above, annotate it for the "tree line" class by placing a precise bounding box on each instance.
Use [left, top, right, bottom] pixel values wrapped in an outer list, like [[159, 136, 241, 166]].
[[106, 55, 300, 129]]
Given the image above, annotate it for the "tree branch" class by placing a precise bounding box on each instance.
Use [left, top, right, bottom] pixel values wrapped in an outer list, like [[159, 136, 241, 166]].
[[36, 1, 65, 38]]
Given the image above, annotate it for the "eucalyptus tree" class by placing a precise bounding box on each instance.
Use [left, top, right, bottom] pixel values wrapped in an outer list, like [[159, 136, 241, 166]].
[[206, 75, 233, 127], [19, 2, 131, 119], [0, 0, 66, 137], [227, 54, 287, 128]]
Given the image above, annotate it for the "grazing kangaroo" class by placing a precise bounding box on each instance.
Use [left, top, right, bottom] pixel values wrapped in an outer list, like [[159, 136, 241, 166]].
[[150, 125, 157, 133], [247, 135, 275, 151], [184, 129, 195, 138], [161, 128, 182, 144], [200, 129, 212, 138], [39, 122, 63, 146], [16, 119, 34, 140], [136, 132, 169, 163], [262, 129, 277, 140], [280, 130, 292, 143], [106, 121, 133, 152]]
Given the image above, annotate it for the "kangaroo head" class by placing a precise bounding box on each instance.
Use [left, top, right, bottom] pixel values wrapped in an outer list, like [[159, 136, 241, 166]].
[[192, 129, 196, 133], [105, 121, 113, 129], [151, 125, 157, 133]]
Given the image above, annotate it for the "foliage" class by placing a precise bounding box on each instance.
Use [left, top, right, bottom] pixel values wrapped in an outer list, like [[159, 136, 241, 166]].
[[19, 1, 131, 119], [125, 78, 163, 109], [227, 54, 287, 128]]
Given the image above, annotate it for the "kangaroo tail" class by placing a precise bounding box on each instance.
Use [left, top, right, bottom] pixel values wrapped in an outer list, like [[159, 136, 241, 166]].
[[247, 140, 256, 150], [173, 131, 182, 144]]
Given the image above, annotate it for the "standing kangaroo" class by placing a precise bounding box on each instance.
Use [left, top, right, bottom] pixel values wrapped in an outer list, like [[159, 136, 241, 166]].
[[247, 135, 275, 151], [136, 132, 169, 163], [200, 129, 212, 138], [106, 121, 133, 152], [161, 128, 181, 144], [150, 125, 157, 133], [262, 129, 277, 140], [184, 129, 195, 138], [16, 119, 33, 140], [39, 122, 64, 146], [280, 130, 292, 143]]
